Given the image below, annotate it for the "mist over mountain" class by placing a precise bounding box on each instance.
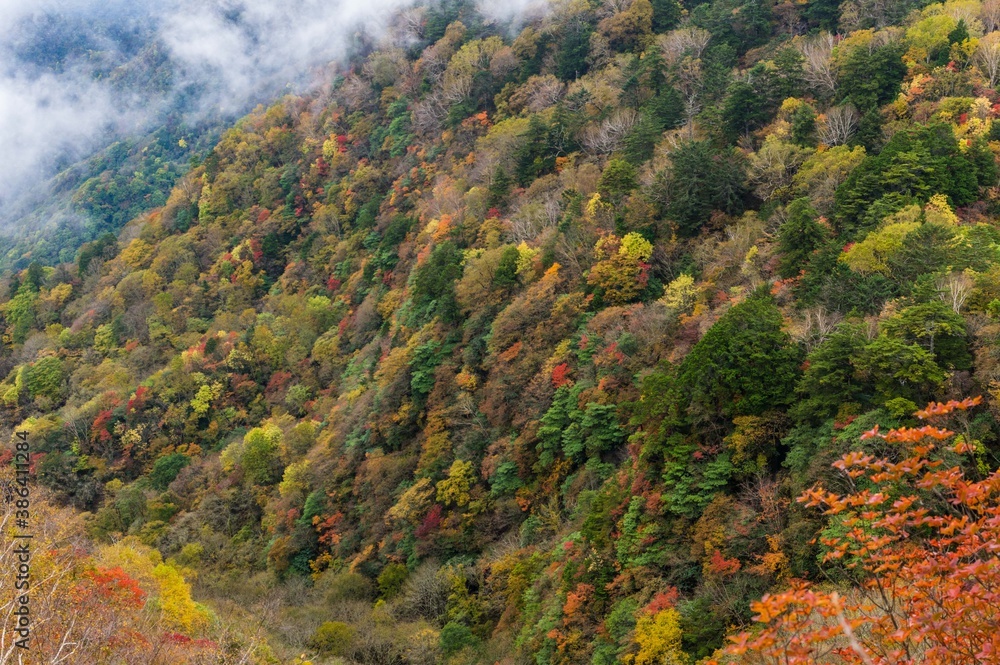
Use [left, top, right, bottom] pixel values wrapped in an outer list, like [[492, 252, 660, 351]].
[[0, 1, 398, 237], [0, 0, 546, 270]]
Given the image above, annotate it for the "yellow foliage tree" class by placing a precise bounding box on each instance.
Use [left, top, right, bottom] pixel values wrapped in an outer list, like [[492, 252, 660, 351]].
[[436, 459, 476, 507], [153, 562, 210, 632], [840, 205, 922, 275], [279, 459, 312, 501], [660, 274, 698, 314], [627, 608, 690, 665], [588, 233, 654, 305], [388, 477, 436, 523], [924, 192, 959, 226]]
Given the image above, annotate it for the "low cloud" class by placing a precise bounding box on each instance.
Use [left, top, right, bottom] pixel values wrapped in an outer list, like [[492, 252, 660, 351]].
[[0, 72, 116, 202], [0, 0, 545, 226]]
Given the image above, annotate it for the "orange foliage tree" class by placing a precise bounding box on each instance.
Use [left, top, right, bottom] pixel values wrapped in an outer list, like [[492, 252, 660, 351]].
[[716, 396, 1000, 664]]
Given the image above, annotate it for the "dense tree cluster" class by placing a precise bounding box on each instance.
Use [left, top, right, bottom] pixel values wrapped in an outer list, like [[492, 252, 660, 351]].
[[4, 0, 1000, 662]]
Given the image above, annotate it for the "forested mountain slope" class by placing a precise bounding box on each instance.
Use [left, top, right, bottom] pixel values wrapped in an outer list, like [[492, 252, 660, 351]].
[[5, 0, 1000, 662]]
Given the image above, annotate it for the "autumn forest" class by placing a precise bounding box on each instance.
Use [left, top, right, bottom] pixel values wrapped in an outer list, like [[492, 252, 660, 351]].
[[3, 0, 1000, 662]]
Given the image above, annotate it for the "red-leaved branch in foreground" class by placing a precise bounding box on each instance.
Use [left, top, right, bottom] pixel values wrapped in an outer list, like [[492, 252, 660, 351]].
[[713, 396, 1000, 664]]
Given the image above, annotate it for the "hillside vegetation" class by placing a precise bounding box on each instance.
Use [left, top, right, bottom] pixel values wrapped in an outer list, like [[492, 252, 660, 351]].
[[5, 0, 1000, 662]]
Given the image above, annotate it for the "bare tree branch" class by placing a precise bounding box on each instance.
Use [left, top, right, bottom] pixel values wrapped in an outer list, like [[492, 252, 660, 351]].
[[819, 105, 859, 146]]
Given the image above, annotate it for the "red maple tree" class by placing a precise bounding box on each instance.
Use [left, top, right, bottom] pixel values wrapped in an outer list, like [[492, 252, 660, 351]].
[[716, 396, 1000, 664]]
